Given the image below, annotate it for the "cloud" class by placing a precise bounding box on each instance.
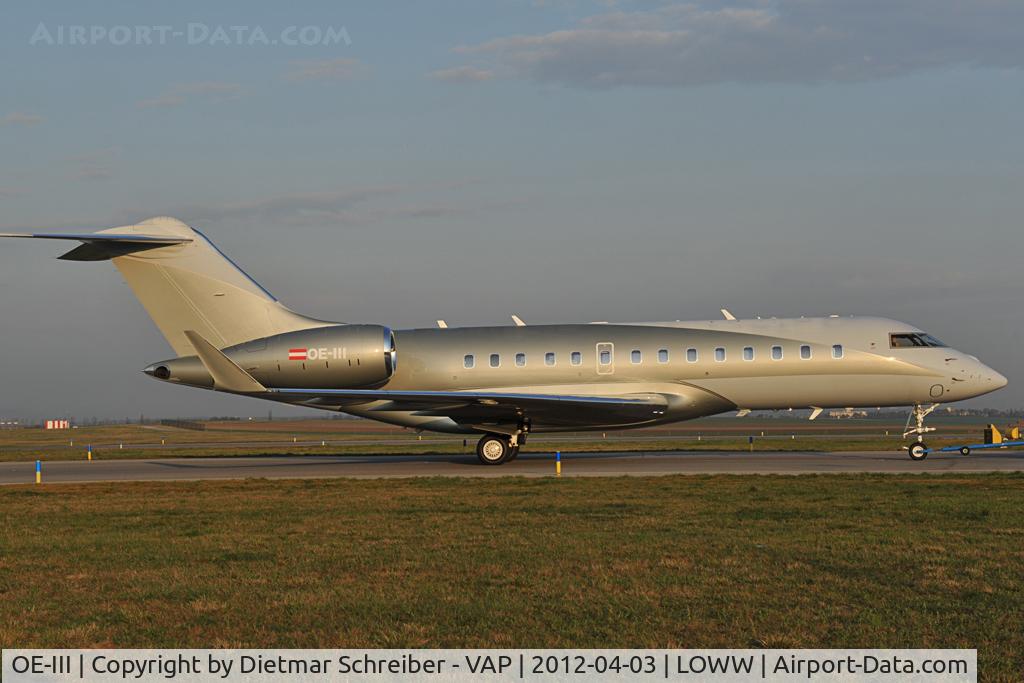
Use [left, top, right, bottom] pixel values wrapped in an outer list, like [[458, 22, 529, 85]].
[[147, 185, 482, 228], [66, 147, 120, 182], [428, 66, 495, 83], [1, 112, 43, 126], [73, 167, 113, 182], [137, 94, 186, 109], [165, 187, 402, 226], [446, 1, 1024, 88], [285, 58, 365, 82], [138, 82, 243, 108]]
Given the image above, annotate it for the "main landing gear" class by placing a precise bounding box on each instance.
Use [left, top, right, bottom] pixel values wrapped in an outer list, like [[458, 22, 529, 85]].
[[904, 403, 939, 461], [475, 431, 525, 465]]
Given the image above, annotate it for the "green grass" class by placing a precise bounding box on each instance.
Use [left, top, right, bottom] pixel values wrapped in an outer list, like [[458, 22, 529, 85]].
[[2, 474, 1022, 679]]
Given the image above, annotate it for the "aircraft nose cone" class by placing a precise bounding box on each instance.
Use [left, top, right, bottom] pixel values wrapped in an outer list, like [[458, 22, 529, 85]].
[[990, 370, 1008, 389]]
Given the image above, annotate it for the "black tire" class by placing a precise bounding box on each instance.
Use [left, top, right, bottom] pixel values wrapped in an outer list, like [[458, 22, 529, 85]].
[[908, 442, 928, 461], [476, 435, 510, 465], [506, 446, 520, 462], [959, 446, 971, 456]]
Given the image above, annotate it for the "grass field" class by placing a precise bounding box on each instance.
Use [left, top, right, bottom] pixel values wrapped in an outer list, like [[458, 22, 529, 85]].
[[2, 474, 1022, 679]]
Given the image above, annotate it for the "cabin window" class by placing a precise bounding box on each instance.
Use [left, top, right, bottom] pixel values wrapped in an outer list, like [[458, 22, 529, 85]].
[[714, 347, 726, 362], [771, 345, 783, 360], [489, 353, 500, 368], [571, 351, 582, 366], [515, 352, 526, 367], [800, 345, 812, 360], [686, 348, 698, 363], [631, 350, 642, 364], [545, 352, 556, 366], [658, 348, 669, 363], [743, 347, 754, 361], [832, 344, 844, 359], [599, 350, 611, 364], [464, 354, 474, 368]]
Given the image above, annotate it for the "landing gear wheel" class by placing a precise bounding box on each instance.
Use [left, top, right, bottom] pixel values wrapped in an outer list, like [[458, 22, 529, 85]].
[[959, 446, 971, 456], [908, 442, 929, 461], [506, 446, 520, 462], [476, 434, 511, 465]]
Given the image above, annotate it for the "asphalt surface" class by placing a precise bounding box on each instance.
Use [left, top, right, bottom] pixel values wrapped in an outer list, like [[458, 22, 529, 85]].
[[8, 432, 974, 453], [3, 449, 1024, 484]]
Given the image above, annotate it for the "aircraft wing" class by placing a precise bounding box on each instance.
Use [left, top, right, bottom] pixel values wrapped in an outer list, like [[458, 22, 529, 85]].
[[267, 387, 669, 427]]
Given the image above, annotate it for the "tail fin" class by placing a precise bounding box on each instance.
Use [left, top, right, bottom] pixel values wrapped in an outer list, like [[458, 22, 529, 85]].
[[4, 216, 331, 354]]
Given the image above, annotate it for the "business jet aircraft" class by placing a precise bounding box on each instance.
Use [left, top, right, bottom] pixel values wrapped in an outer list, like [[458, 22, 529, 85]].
[[3, 217, 1007, 464]]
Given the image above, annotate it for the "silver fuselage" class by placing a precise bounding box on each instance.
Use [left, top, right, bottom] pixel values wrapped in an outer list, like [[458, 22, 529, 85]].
[[171, 315, 1003, 434]]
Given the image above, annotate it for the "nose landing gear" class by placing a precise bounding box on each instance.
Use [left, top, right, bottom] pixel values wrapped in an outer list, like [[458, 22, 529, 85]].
[[903, 403, 939, 460], [908, 441, 929, 461]]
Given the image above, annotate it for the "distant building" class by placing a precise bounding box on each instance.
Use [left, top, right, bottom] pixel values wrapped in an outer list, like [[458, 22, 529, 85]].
[[829, 409, 869, 419]]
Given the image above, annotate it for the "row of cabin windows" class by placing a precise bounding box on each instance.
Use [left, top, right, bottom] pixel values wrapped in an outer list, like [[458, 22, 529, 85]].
[[704, 344, 844, 362], [464, 351, 585, 369], [677, 344, 844, 362], [463, 344, 845, 369]]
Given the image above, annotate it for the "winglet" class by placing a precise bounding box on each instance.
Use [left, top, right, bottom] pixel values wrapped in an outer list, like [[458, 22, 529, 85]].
[[183, 330, 266, 393]]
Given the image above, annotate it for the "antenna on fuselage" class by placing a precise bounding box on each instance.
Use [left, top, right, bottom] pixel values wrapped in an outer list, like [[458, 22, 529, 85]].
[[436, 320, 448, 329], [511, 314, 526, 327], [720, 308, 737, 321]]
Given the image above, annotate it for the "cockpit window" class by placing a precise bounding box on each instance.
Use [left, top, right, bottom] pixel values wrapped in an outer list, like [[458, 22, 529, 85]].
[[918, 334, 947, 347], [890, 333, 947, 348]]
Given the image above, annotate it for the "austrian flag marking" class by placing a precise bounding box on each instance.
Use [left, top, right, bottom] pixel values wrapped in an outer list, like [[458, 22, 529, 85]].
[[287, 346, 346, 361]]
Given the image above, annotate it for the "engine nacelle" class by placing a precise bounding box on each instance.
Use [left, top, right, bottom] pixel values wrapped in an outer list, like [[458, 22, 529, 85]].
[[146, 324, 397, 390]]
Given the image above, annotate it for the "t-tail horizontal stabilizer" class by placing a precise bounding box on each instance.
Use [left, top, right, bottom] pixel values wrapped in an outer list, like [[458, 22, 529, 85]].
[[0, 232, 191, 261], [183, 330, 267, 393]]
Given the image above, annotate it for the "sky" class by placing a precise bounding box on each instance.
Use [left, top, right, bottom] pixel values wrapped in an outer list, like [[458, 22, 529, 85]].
[[1, 0, 1023, 421]]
